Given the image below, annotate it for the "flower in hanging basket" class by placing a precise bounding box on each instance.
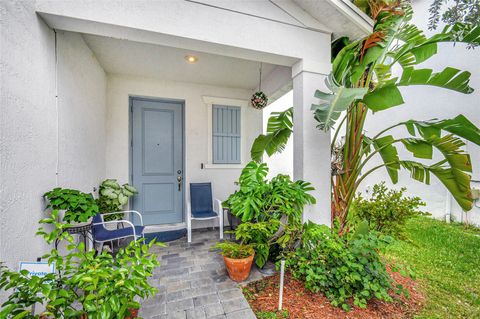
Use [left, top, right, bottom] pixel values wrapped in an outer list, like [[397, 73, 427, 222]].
[[251, 91, 268, 109]]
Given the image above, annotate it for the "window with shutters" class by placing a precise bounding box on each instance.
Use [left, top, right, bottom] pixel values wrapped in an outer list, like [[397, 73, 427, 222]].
[[212, 105, 241, 164], [203, 96, 247, 168]]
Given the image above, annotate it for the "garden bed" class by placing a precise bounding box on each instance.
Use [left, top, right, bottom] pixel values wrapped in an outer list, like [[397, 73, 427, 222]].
[[243, 268, 424, 319]]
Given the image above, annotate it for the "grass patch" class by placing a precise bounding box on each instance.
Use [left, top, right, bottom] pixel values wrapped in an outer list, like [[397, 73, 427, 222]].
[[385, 216, 480, 318]]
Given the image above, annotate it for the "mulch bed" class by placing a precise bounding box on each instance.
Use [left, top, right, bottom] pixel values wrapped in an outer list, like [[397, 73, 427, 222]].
[[243, 267, 425, 318]]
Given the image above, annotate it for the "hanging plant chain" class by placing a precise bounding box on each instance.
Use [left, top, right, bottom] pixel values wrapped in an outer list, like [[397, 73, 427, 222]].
[[251, 62, 269, 110]]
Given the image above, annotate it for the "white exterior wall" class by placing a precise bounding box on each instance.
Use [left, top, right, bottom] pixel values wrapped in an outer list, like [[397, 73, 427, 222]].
[[0, 0, 107, 275], [106, 75, 262, 228], [264, 91, 294, 179], [359, 0, 480, 224], [57, 31, 107, 190], [0, 0, 56, 270]]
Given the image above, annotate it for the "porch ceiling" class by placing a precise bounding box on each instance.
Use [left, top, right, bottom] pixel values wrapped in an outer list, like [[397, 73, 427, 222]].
[[82, 34, 277, 90]]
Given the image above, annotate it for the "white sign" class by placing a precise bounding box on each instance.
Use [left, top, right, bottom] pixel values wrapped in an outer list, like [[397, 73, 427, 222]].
[[19, 262, 55, 278]]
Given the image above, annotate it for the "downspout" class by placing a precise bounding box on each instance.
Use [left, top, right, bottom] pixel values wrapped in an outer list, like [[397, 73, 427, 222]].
[[54, 29, 59, 187]]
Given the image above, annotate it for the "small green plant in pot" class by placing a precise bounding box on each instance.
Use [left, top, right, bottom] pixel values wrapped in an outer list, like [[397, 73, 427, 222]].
[[44, 188, 99, 224], [97, 179, 138, 221], [213, 241, 255, 282], [234, 221, 281, 268]]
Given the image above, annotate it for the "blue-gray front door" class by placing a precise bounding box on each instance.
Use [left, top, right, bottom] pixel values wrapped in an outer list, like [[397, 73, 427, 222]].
[[131, 97, 184, 225]]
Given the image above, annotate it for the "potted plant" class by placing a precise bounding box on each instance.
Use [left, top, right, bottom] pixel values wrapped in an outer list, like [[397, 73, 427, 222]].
[[213, 241, 255, 282], [43, 188, 99, 226], [223, 161, 315, 268], [97, 179, 138, 221], [250, 91, 268, 109]]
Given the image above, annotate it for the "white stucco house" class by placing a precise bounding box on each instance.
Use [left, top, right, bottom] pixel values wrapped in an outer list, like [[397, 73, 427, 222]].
[[0, 0, 374, 269]]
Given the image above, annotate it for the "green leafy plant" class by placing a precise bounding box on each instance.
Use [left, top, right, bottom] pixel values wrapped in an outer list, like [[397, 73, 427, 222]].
[[44, 188, 99, 223], [0, 210, 162, 319], [97, 179, 138, 221], [251, 1, 480, 235], [223, 161, 315, 267], [224, 161, 315, 223], [286, 221, 403, 311], [350, 183, 427, 239], [213, 241, 254, 259], [0, 264, 58, 319], [251, 108, 292, 161]]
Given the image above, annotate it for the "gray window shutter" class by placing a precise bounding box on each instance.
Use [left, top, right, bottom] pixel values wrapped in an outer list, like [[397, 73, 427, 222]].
[[213, 105, 241, 164]]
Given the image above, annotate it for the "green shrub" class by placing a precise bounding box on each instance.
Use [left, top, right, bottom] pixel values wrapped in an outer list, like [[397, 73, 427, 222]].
[[286, 222, 401, 311], [44, 188, 99, 223], [350, 183, 427, 240]]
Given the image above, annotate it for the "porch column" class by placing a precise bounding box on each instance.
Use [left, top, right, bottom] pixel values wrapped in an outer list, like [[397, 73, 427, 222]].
[[292, 60, 331, 226]]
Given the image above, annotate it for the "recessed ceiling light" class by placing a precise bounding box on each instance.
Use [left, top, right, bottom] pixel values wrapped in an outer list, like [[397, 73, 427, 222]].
[[185, 55, 198, 63]]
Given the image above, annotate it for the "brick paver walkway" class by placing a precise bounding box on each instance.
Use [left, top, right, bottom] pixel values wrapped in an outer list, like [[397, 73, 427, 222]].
[[139, 229, 259, 319]]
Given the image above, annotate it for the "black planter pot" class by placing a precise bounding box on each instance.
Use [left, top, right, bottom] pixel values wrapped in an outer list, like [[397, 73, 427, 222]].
[[226, 208, 241, 231]]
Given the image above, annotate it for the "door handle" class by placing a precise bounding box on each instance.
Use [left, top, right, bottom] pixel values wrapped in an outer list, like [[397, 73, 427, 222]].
[[177, 175, 182, 192]]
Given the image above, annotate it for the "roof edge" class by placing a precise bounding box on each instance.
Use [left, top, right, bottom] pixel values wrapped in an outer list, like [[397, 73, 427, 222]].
[[326, 0, 373, 39]]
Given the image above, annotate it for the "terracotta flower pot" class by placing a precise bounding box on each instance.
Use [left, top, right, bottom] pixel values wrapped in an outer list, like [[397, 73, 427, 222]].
[[223, 253, 255, 282]]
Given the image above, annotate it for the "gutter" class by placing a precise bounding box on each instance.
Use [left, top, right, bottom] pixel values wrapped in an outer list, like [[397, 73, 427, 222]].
[[326, 0, 374, 36]]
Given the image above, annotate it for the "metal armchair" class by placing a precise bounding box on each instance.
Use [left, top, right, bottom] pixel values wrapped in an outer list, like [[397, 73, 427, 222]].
[[91, 210, 145, 251]]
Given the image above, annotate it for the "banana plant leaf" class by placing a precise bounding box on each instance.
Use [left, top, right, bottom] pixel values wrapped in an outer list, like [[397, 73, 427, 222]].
[[392, 23, 480, 67], [312, 74, 368, 131], [373, 135, 400, 183], [401, 135, 471, 179], [332, 40, 362, 84], [364, 65, 473, 112], [402, 115, 480, 145], [250, 108, 293, 162], [363, 84, 404, 111], [398, 66, 473, 94], [401, 138, 433, 159], [400, 160, 473, 211]]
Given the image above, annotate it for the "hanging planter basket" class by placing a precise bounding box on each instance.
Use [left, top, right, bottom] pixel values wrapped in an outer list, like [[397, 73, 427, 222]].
[[251, 91, 268, 110]]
